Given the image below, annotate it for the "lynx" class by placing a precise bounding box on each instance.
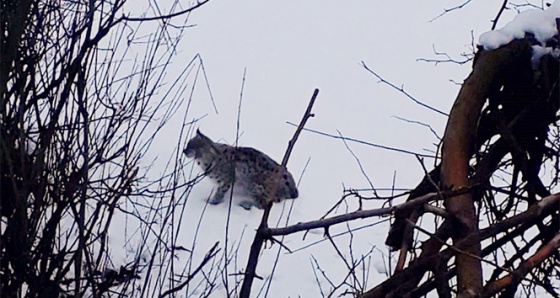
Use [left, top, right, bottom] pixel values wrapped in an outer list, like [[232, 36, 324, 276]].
[[183, 130, 299, 210]]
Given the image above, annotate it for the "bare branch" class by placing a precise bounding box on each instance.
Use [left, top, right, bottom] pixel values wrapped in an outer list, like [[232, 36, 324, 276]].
[[159, 242, 221, 298], [286, 123, 436, 158], [481, 233, 560, 297], [416, 44, 473, 65], [430, 0, 473, 22], [122, 0, 211, 22], [392, 116, 441, 140], [282, 89, 319, 166], [492, 0, 510, 30], [239, 89, 319, 298], [361, 61, 448, 116], [265, 192, 440, 237]]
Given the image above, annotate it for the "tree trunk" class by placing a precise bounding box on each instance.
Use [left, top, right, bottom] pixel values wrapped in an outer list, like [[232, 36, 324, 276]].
[[440, 39, 533, 297]]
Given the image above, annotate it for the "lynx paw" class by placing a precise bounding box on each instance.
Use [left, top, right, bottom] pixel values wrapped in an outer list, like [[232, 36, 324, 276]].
[[238, 200, 256, 210], [207, 196, 224, 205]]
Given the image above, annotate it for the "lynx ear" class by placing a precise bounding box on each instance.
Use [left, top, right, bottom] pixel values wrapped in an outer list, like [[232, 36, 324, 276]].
[[195, 129, 218, 153], [196, 129, 211, 142]]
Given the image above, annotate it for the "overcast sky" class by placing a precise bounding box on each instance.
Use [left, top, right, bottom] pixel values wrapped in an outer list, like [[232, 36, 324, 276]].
[[166, 0, 511, 213], [116, 1, 556, 297]]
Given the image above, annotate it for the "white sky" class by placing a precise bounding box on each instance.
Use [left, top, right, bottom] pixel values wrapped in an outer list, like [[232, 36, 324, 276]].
[[168, 0, 506, 217], [113, 1, 558, 297]]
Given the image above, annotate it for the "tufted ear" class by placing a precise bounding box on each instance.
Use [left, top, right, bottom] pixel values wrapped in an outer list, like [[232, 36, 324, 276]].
[[197, 129, 212, 140], [194, 129, 219, 154], [196, 129, 212, 142]]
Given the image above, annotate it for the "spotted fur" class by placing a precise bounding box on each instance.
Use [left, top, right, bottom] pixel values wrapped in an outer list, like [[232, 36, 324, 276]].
[[183, 129, 298, 209]]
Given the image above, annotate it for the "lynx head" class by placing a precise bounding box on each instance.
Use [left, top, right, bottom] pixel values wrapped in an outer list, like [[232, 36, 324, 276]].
[[183, 129, 216, 159]]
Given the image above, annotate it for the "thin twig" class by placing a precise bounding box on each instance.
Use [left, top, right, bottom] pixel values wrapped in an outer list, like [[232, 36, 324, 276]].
[[286, 123, 436, 158], [238, 89, 319, 298], [392, 116, 441, 140], [122, 0, 211, 22], [159, 242, 220, 298], [224, 67, 247, 295], [361, 61, 447, 116], [282, 89, 319, 166], [492, 0, 509, 30], [337, 129, 378, 198], [429, 0, 473, 22], [416, 44, 472, 65], [264, 158, 309, 296]]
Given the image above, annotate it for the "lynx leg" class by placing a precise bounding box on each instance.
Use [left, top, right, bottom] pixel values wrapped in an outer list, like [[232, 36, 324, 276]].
[[208, 182, 231, 205], [246, 183, 271, 209]]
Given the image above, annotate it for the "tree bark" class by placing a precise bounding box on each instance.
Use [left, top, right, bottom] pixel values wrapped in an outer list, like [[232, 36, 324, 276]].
[[440, 39, 532, 297]]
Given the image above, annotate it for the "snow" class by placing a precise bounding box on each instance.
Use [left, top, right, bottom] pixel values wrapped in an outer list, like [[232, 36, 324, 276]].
[[531, 44, 560, 66], [145, 169, 396, 297], [102, 1, 560, 297], [479, 1, 559, 52]]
